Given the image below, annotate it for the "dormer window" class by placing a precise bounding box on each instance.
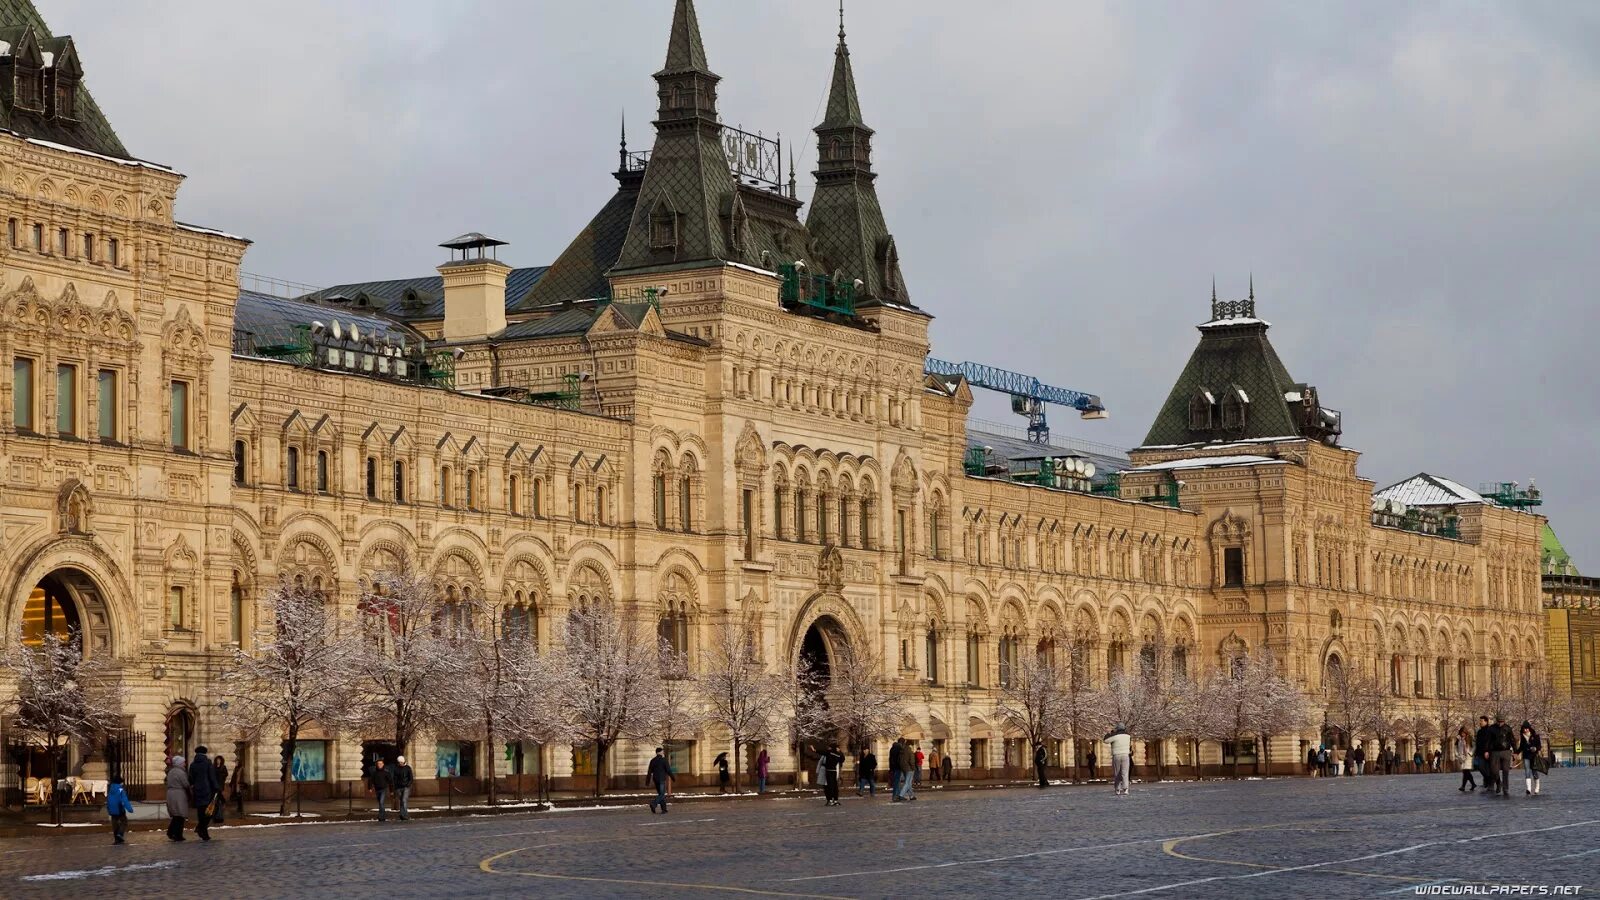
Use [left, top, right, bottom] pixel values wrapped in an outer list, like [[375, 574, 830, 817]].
[[649, 201, 678, 251], [15, 62, 43, 112], [1189, 388, 1217, 430], [50, 69, 76, 121], [1221, 385, 1249, 431]]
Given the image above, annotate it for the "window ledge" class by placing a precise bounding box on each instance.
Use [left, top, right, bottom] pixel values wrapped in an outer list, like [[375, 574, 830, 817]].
[[893, 574, 922, 586], [740, 559, 774, 573]]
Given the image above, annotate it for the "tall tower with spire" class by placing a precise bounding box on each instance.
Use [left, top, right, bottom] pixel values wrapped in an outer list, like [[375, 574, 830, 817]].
[[611, 0, 742, 274], [805, 6, 912, 308]]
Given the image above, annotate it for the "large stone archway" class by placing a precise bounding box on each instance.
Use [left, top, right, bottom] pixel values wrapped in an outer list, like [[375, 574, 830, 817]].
[[787, 591, 867, 679], [4, 536, 133, 658], [6, 560, 120, 659]]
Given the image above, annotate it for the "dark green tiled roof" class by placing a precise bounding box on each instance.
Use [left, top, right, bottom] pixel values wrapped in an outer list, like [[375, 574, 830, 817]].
[[234, 289, 422, 351], [517, 171, 641, 308], [1140, 318, 1306, 447], [659, 0, 710, 76], [819, 34, 866, 131], [0, 1, 130, 159], [303, 267, 548, 321], [498, 307, 598, 340]]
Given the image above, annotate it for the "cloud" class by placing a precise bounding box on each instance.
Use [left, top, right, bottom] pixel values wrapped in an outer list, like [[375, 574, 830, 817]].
[[48, 0, 1600, 558]]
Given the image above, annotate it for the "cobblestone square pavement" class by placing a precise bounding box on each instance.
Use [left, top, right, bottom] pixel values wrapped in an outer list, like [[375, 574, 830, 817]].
[[4, 771, 1597, 899]]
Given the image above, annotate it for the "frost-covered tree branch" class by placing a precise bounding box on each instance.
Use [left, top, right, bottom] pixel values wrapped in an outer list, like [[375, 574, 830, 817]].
[[3, 631, 125, 824]]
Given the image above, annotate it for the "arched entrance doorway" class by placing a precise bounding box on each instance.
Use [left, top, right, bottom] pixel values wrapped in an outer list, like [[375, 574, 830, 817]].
[[165, 705, 197, 763], [794, 614, 854, 782], [20, 572, 84, 646]]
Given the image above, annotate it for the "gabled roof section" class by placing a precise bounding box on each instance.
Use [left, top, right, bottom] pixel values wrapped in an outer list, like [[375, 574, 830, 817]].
[[0, 1, 129, 159], [659, 0, 709, 76], [1542, 524, 1577, 575], [302, 267, 548, 321], [1373, 473, 1489, 508]]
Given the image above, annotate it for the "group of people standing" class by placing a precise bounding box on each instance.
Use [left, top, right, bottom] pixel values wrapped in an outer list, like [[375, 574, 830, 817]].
[[1459, 716, 1545, 796], [156, 747, 227, 843]]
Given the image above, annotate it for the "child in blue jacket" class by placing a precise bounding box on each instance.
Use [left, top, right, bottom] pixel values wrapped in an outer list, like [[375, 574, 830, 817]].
[[106, 775, 133, 844]]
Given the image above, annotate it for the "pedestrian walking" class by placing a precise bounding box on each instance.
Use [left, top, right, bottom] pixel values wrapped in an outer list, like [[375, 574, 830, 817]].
[[1431, 749, 1442, 773], [1518, 721, 1544, 796], [1305, 745, 1318, 777], [106, 775, 133, 845], [1317, 746, 1330, 777], [857, 748, 877, 797], [1490, 715, 1516, 796], [914, 747, 925, 785], [164, 756, 191, 842], [821, 743, 844, 806], [188, 747, 220, 842], [888, 739, 906, 801], [1455, 727, 1477, 791], [369, 757, 394, 822], [212, 755, 228, 826], [1411, 750, 1424, 773], [1034, 743, 1049, 788], [1104, 724, 1132, 795], [393, 754, 414, 820], [941, 751, 953, 782], [1086, 748, 1097, 780], [756, 748, 770, 794], [1352, 745, 1366, 776], [714, 751, 732, 794], [1474, 715, 1496, 793], [929, 748, 942, 783], [647, 747, 672, 814], [1332, 746, 1345, 777]]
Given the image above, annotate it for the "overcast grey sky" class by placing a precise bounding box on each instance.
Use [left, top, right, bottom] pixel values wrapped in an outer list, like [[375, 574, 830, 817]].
[[53, 0, 1600, 560]]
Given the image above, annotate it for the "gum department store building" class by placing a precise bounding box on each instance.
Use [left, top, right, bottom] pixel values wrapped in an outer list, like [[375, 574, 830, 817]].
[[0, 0, 1546, 798]]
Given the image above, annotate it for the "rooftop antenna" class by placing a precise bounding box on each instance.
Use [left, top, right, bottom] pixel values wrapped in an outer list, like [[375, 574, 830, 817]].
[[1211, 277, 1217, 303], [1249, 272, 1255, 301], [839, 0, 846, 42]]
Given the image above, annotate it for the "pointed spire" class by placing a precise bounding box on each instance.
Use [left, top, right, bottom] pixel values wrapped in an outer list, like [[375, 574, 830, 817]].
[[1249, 272, 1255, 301], [661, 0, 712, 76], [619, 110, 628, 170], [822, 4, 866, 129], [788, 147, 797, 197], [1211, 277, 1217, 303]]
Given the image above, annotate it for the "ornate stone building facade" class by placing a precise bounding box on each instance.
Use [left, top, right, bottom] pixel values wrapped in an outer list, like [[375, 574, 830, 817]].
[[0, 0, 1546, 797]]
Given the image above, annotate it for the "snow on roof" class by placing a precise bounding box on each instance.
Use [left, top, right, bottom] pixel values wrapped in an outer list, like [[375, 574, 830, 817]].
[[0, 41, 12, 56], [1137, 436, 1307, 451], [5, 131, 177, 173], [1373, 473, 1488, 507], [1198, 317, 1271, 329], [1131, 455, 1285, 472], [175, 221, 250, 243]]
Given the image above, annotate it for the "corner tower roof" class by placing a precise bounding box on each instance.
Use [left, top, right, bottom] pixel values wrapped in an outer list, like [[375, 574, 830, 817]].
[[0, 0, 130, 159], [1141, 285, 1342, 448]]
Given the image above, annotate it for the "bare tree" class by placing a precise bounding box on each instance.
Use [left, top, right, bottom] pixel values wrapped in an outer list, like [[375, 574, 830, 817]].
[[994, 653, 1064, 762], [1132, 642, 1189, 781], [784, 655, 829, 785], [1198, 657, 1264, 778], [1247, 653, 1311, 776], [823, 643, 902, 754], [1504, 669, 1559, 736], [443, 597, 565, 806], [649, 644, 709, 757], [1433, 690, 1472, 770], [549, 601, 663, 797], [2, 632, 125, 825], [352, 557, 467, 755], [1056, 631, 1098, 781], [698, 619, 783, 790], [1324, 661, 1381, 760], [217, 580, 360, 816]]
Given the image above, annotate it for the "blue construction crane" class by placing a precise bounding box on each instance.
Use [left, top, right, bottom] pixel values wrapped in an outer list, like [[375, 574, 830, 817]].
[[925, 357, 1107, 444]]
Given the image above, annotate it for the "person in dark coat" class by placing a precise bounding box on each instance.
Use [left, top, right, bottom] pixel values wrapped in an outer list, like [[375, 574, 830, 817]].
[[1473, 715, 1496, 793], [1490, 716, 1516, 796], [1034, 743, 1050, 788], [887, 740, 906, 801], [393, 755, 415, 820], [212, 755, 227, 825], [1518, 721, 1543, 796], [713, 752, 731, 794], [856, 748, 877, 797], [647, 747, 672, 814], [821, 744, 844, 806], [369, 758, 394, 822], [188, 746, 221, 841], [941, 751, 953, 782]]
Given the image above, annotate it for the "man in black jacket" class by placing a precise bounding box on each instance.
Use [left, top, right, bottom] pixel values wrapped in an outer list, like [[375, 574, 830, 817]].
[[1034, 743, 1050, 788], [647, 747, 672, 814], [821, 743, 844, 806], [393, 755, 415, 821], [857, 748, 877, 797], [1473, 716, 1495, 794], [1490, 715, 1517, 797], [887, 740, 906, 801], [188, 746, 221, 841], [370, 758, 394, 822]]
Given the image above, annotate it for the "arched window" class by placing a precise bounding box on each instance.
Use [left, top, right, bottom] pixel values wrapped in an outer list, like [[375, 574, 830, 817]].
[[440, 465, 454, 507], [773, 481, 787, 540], [1189, 388, 1216, 430], [316, 450, 329, 493], [926, 623, 941, 684], [1221, 385, 1249, 431], [652, 472, 668, 529], [859, 497, 874, 550], [509, 474, 521, 515], [286, 446, 301, 491], [233, 440, 248, 486], [531, 476, 543, 517], [465, 469, 478, 510], [230, 576, 246, 647], [966, 631, 983, 686], [795, 484, 809, 542], [393, 460, 407, 503], [1172, 644, 1189, 680], [595, 484, 607, 525], [657, 601, 690, 669], [679, 475, 694, 532], [365, 457, 378, 499]]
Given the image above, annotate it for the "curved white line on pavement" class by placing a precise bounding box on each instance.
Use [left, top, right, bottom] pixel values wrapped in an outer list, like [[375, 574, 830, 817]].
[[781, 833, 1231, 882], [1075, 817, 1600, 899], [21, 860, 179, 882]]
